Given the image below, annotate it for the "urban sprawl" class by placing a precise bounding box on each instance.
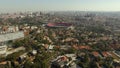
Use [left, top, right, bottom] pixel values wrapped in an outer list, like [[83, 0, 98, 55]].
[[0, 11, 120, 68]]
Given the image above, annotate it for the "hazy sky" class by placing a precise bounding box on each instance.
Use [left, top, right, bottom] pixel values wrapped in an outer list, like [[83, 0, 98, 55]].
[[0, 0, 120, 13]]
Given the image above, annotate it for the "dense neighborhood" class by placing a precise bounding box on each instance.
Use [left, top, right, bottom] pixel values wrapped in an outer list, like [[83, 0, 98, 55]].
[[0, 12, 120, 68]]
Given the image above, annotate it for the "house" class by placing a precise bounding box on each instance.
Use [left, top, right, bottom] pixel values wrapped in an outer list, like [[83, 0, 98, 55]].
[[51, 54, 78, 68], [43, 44, 55, 50], [92, 51, 99, 57], [102, 52, 110, 57], [32, 50, 37, 55], [73, 45, 91, 50]]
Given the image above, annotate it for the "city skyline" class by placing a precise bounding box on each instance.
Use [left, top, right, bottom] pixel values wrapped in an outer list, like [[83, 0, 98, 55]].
[[0, 0, 120, 13]]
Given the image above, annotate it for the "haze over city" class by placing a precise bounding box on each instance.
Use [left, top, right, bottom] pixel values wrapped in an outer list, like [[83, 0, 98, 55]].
[[0, 0, 120, 13], [1, 0, 120, 68]]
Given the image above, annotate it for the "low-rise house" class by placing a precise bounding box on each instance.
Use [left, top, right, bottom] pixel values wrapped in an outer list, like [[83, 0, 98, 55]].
[[60, 45, 71, 50], [31, 50, 37, 55], [51, 54, 77, 68], [73, 45, 91, 50], [43, 44, 55, 50], [102, 52, 110, 57], [92, 51, 99, 57]]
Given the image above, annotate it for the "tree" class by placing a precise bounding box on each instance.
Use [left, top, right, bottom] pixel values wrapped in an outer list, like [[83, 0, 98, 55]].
[[24, 60, 34, 68]]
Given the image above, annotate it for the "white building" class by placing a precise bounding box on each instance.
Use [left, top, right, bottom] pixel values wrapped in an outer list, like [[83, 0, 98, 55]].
[[0, 31, 24, 42], [0, 31, 24, 56]]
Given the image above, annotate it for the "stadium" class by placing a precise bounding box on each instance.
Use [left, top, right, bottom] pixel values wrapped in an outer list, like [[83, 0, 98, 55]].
[[46, 22, 72, 28]]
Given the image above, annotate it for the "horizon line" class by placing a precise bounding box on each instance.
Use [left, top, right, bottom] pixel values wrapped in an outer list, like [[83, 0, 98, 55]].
[[1, 10, 120, 14]]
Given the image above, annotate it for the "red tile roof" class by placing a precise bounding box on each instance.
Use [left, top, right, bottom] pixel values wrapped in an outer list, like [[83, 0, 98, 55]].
[[73, 45, 91, 50], [92, 52, 99, 57], [102, 52, 109, 57]]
